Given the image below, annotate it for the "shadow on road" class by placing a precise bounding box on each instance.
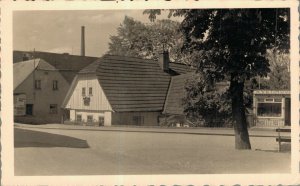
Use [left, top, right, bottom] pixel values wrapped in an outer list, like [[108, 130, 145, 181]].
[[14, 128, 89, 148]]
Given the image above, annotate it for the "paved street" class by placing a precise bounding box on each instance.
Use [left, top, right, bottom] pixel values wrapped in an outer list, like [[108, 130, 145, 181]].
[[14, 124, 291, 175]]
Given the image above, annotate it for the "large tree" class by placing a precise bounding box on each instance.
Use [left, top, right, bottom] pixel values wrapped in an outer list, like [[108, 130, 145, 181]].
[[145, 9, 290, 149], [108, 16, 188, 64]]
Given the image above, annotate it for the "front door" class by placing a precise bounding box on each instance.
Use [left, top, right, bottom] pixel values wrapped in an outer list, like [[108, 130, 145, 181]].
[[26, 104, 33, 115], [284, 98, 291, 126]]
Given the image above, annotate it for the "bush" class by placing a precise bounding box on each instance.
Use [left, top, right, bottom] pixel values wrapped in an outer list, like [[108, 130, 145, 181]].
[[182, 73, 232, 128]]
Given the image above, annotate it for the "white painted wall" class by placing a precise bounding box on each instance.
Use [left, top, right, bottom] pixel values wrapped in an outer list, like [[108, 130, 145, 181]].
[[65, 74, 113, 125], [104, 111, 111, 126], [65, 74, 112, 111]]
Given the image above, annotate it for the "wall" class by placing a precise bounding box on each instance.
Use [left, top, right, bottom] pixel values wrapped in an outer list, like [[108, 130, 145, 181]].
[[64, 74, 112, 111], [68, 110, 112, 126], [14, 69, 70, 123], [64, 74, 112, 126], [111, 111, 160, 126]]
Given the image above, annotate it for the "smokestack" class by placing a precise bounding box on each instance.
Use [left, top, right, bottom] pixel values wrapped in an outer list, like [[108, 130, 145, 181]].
[[158, 50, 169, 72], [81, 26, 85, 56]]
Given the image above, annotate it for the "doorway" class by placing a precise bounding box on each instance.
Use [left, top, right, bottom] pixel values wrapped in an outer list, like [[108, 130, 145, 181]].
[[284, 98, 291, 126], [26, 104, 33, 115]]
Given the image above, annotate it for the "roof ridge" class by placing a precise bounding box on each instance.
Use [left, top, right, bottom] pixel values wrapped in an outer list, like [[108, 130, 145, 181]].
[[13, 58, 41, 68], [103, 54, 154, 61], [14, 50, 99, 58], [78, 58, 103, 74]]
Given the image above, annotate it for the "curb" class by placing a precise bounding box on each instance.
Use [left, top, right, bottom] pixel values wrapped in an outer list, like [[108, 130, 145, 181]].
[[14, 124, 280, 138]]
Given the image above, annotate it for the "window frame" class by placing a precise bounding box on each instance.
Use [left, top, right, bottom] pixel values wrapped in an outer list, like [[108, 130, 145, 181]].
[[52, 80, 58, 90], [87, 115, 93, 123], [49, 104, 58, 114], [99, 116, 104, 126], [82, 87, 86, 96], [34, 80, 41, 90], [89, 87, 93, 96], [256, 97, 283, 118], [76, 114, 82, 122]]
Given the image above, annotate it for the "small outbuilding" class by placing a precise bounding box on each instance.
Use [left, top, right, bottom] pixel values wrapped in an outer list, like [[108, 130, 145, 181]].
[[253, 90, 290, 128]]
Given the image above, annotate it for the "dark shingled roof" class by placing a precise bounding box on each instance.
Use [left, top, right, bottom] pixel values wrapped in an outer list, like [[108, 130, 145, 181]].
[[163, 73, 193, 115], [169, 62, 193, 74], [13, 50, 98, 83], [79, 58, 102, 74], [79, 54, 191, 112], [163, 74, 230, 115]]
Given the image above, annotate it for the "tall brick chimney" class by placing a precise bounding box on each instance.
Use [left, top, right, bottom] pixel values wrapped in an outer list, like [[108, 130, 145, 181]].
[[81, 26, 85, 56], [158, 50, 169, 72]]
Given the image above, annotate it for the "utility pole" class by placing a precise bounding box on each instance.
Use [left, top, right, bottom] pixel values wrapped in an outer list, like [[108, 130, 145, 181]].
[[33, 48, 36, 100]]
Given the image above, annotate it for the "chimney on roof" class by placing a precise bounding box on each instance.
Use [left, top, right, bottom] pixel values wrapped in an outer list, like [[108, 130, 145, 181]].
[[158, 50, 169, 72], [81, 26, 85, 56]]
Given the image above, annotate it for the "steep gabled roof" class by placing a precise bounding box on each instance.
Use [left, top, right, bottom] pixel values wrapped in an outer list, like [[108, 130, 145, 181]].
[[63, 54, 192, 112], [163, 73, 193, 115], [169, 62, 193, 74], [13, 50, 98, 83], [163, 73, 230, 116], [78, 58, 102, 74], [13, 58, 56, 90], [96, 55, 174, 112]]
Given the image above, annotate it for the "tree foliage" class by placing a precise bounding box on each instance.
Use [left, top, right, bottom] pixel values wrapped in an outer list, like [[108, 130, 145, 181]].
[[145, 9, 290, 149], [108, 16, 188, 64], [183, 73, 232, 127], [260, 49, 290, 90]]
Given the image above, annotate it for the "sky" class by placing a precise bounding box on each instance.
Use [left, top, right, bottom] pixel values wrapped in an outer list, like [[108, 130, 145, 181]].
[[13, 10, 179, 57]]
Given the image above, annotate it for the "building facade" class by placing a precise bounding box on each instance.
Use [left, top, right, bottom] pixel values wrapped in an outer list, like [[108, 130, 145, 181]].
[[14, 59, 70, 123], [253, 90, 291, 128], [62, 53, 191, 126]]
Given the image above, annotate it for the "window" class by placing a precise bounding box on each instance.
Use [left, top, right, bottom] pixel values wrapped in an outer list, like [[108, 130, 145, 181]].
[[76, 114, 82, 122], [49, 104, 58, 114], [83, 97, 90, 106], [82, 88, 86, 96], [89, 87, 93, 96], [99, 116, 104, 126], [87, 115, 93, 123], [133, 116, 144, 125], [53, 80, 58, 90], [35, 80, 41, 89], [257, 103, 282, 117]]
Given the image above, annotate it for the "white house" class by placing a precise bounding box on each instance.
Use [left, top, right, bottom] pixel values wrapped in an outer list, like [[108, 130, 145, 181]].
[[62, 53, 191, 126]]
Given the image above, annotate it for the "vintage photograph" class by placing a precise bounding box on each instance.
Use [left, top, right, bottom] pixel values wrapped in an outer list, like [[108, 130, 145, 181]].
[[11, 8, 293, 176]]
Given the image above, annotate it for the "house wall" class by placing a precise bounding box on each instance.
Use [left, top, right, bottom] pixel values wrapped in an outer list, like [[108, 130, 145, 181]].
[[14, 69, 70, 124], [64, 74, 113, 126], [64, 74, 112, 111], [111, 111, 161, 126], [69, 110, 112, 126]]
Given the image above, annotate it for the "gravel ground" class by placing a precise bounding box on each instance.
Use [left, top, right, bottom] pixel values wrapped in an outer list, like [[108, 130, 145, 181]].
[[14, 126, 291, 175]]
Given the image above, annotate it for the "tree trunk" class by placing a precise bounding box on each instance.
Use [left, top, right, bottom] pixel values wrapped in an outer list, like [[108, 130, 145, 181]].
[[230, 77, 251, 150]]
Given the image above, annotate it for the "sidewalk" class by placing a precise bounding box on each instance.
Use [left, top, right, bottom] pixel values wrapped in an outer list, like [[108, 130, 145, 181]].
[[14, 123, 289, 138]]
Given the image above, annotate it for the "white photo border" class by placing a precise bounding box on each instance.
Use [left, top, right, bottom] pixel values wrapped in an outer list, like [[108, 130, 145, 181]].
[[1, 0, 299, 185]]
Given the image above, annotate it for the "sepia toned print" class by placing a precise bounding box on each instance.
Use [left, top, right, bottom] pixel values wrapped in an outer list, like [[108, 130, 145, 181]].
[[12, 8, 292, 175], [1, 1, 299, 185]]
